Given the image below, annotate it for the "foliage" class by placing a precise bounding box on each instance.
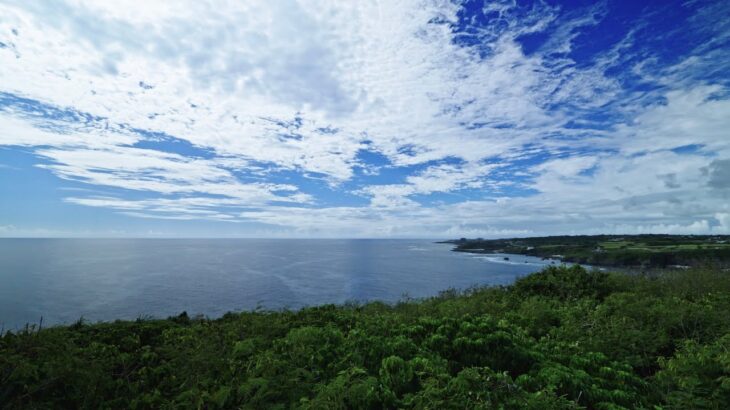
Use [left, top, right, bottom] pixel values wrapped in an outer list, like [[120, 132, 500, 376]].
[[512, 264, 617, 300], [2, 265, 729, 408], [655, 334, 730, 409]]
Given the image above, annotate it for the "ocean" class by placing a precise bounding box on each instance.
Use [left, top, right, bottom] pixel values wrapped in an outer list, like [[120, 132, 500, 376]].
[[0, 239, 557, 329]]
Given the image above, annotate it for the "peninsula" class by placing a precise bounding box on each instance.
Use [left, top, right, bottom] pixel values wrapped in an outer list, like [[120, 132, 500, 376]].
[[443, 234, 730, 268]]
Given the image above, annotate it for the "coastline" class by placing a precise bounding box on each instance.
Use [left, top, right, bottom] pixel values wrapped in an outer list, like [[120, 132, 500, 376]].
[[4, 264, 729, 408], [440, 234, 730, 270]]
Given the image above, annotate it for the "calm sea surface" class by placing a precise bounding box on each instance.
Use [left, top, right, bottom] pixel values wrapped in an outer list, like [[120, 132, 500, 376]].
[[0, 239, 558, 329]]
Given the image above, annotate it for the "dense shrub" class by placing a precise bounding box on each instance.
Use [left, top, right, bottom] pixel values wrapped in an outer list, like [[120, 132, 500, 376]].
[[512, 264, 616, 300]]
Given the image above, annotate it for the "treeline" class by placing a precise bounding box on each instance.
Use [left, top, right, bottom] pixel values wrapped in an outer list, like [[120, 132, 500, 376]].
[[562, 247, 730, 267], [2, 265, 730, 408]]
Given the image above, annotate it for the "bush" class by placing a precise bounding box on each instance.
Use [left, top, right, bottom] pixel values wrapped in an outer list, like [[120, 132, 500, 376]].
[[513, 264, 617, 300]]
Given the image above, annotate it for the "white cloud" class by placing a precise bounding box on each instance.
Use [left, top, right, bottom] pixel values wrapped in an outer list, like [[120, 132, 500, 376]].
[[533, 156, 598, 179], [360, 161, 497, 208], [37, 145, 312, 204], [0, 0, 728, 236], [0, 113, 136, 147], [0, 0, 601, 177], [616, 86, 730, 155]]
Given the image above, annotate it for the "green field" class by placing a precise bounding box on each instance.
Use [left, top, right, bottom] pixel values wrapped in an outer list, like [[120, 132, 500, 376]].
[[600, 241, 730, 251]]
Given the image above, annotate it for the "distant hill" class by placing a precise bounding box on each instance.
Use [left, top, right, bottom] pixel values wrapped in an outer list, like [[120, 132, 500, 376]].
[[443, 234, 730, 268]]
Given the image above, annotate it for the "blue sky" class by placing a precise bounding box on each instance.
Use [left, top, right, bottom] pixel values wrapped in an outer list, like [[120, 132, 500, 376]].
[[0, 0, 729, 238]]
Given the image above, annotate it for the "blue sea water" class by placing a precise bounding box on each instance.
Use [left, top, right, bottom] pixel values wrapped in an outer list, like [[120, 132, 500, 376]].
[[0, 239, 559, 329]]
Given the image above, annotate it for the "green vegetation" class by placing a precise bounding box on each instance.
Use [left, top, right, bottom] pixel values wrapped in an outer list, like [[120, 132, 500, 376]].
[[447, 234, 730, 268], [2, 265, 730, 408]]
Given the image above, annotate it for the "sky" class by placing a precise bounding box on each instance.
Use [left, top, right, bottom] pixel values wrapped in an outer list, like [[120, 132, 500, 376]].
[[0, 0, 729, 238]]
